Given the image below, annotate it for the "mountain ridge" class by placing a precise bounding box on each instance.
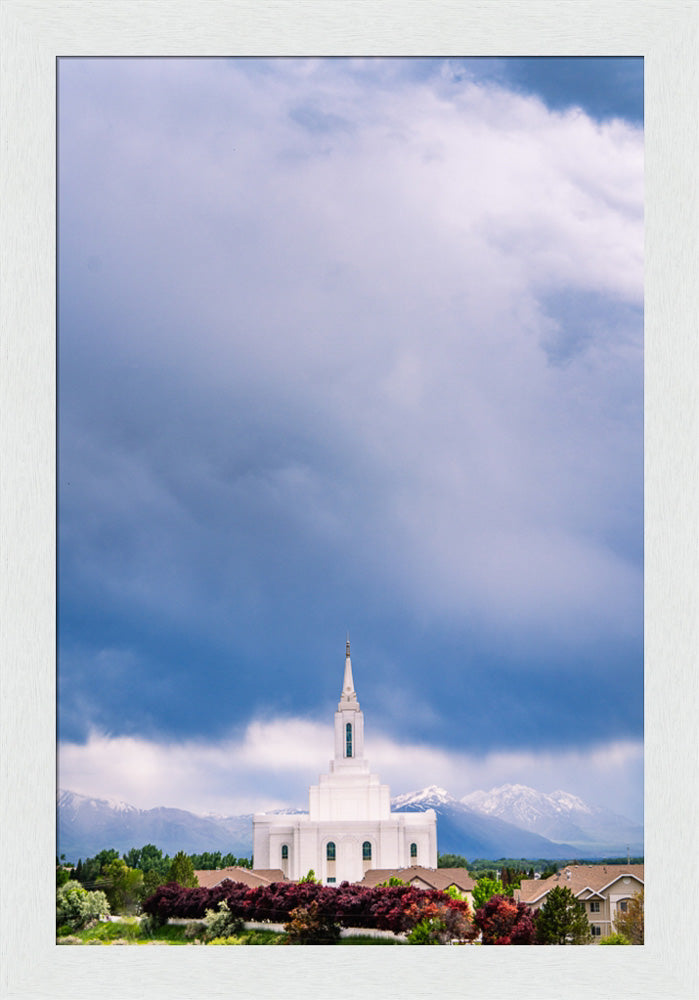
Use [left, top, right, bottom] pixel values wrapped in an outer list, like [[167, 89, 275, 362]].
[[58, 784, 642, 862]]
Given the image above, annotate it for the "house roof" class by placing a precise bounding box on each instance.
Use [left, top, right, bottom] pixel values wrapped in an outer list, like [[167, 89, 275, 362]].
[[193, 866, 286, 889], [518, 865, 644, 905], [359, 866, 475, 892]]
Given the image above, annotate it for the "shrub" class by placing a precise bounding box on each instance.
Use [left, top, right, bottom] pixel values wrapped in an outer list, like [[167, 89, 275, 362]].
[[285, 901, 341, 945], [600, 932, 631, 945], [407, 916, 445, 944], [475, 894, 537, 945], [203, 900, 245, 941], [142, 878, 477, 941], [56, 880, 110, 932]]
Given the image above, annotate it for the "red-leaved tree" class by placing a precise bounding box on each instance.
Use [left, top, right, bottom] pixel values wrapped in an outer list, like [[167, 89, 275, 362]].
[[142, 879, 477, 939], [475, 893, 537, 945]]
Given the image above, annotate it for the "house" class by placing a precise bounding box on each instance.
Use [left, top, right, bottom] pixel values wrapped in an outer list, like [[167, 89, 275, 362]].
[[517, 863, 644, 940], [193, 866, 286, 889], [253, 640, 437, 884], [360, 865, 475, 909]]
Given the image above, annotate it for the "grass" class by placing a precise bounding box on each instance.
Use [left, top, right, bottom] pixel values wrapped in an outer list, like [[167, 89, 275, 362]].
[[339, 935, 403, 945], [57, 920, 403, 946]]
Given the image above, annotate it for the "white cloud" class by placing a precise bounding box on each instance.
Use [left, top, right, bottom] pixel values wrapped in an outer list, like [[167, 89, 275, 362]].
[[59, 716, 643, 822]]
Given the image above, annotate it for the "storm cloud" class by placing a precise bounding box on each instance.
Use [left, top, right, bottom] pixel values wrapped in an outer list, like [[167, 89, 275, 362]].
[[58, 58, 643, 820]]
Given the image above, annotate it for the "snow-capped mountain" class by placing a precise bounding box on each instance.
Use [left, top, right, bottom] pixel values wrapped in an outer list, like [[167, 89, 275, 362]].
[[461, 784, 643, 854], [391, 785, 456, 810], [391, 786, 582, 860], [58, 782, 642, 864], [58, 790, 254, 861]]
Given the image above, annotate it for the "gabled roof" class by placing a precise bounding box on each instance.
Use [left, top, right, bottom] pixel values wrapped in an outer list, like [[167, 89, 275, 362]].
[[359, 866, 475, 892], [518, 864, 644, 905], [193, 866, 286, 889]]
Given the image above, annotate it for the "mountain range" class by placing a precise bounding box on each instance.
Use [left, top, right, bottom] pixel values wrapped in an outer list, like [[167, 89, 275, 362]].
[[58, 784, 642, 863]]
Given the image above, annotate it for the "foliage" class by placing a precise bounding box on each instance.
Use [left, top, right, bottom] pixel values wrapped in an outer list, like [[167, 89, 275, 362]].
[[189, 851, 252, 870], [298, 869, 321, 884], [473, 876, 507, 910], [97, 859, 144, 913], [443, 884, 466, 901], [142, 869, 168, 898], [168, 851, 199, 888], [285, 901, 341, 944], [438, 854, 470, 870], [75, 849, 120, 887], [142, 879, 477, 940], [474, 894, 537, 945], [122, 844, 171, 876], [56, 880, 110, 932], [500, 866, 526, 891], [203, 900, 245, 941], [407, 916, 444, 944], [599, 932, 631, 945], [378, 876, 409, 887], [535, 886, 592, 945], [56, 865, 72, 889], [614, 889, 643, 944]]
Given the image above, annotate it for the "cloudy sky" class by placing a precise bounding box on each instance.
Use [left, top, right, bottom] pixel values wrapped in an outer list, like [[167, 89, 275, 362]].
[[58, 57, 643, 824]]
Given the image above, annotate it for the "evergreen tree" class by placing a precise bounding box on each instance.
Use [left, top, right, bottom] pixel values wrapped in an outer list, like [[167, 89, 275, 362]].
[[535, 886, 592, 945], [167, 850, 198, 887]]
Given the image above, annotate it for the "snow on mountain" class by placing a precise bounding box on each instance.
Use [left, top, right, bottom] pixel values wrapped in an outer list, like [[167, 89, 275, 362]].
[[58, 790, 254, 860], [58, 782, 643, 864], [461, 783, 643, 853], [391, 785, 456, 810]]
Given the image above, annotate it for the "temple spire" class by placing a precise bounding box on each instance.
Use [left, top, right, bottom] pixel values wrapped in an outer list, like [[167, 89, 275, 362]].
[[338, 635, 360, 711]]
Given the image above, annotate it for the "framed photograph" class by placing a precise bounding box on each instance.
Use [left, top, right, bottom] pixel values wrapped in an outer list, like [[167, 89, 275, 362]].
[[2, 3, 696, 998]]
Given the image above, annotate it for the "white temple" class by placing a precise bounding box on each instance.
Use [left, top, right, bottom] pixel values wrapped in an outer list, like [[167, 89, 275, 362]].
[[252, 639, 437, 884]]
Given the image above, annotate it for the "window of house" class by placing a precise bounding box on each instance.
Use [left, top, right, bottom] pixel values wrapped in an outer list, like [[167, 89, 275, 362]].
[[410, 842, 418, 859], [619, 899, 628, 912], [326, 841, 336, 861], [327, 877, 336, 884], [281, 844, 288, 860], [362, 841, 372, 860], [591, 925, 602, 937], [589, 900, 600, 912], [346, 722, 352, 757]]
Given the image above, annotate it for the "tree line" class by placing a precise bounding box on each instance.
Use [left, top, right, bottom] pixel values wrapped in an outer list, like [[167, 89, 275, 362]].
[[57, 845, 253, 913]]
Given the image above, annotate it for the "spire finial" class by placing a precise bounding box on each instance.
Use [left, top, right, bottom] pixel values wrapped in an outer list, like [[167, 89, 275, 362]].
[[346, 632, 350, 657]]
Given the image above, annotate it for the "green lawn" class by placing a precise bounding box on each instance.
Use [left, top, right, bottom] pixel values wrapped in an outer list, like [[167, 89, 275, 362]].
[[58, 921, 404, 945]]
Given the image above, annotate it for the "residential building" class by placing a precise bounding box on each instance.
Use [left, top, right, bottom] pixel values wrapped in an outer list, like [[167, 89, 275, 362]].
[[517, 863, 644, 940], [361, 865, 475, 908], [192, 866, 286, 889]]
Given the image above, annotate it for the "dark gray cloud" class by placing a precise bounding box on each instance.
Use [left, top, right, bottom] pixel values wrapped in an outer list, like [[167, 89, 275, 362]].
[[58, 59, 643, 812]]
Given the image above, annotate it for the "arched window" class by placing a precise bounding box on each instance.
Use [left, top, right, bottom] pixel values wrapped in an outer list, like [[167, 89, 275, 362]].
[[362, 841, 372, 860], [346, 722, 352, 758], [326, 842, 336, 861], [281, 844, 288, 860], [410, 842, 418, 859]]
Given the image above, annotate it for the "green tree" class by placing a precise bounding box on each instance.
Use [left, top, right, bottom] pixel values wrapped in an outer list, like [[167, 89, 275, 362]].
[[77, 848, 120, 886], [438, 854, 470, 869], [167, 851, 198, 887], [97, 858, 143, 913], [123, 844, 170, 875], [535, 886, 592, 945], [142, 868, 167, 898], [473, 876, 506, 910], [56, 880, 110, 932], [614, 889, 643, 944]]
